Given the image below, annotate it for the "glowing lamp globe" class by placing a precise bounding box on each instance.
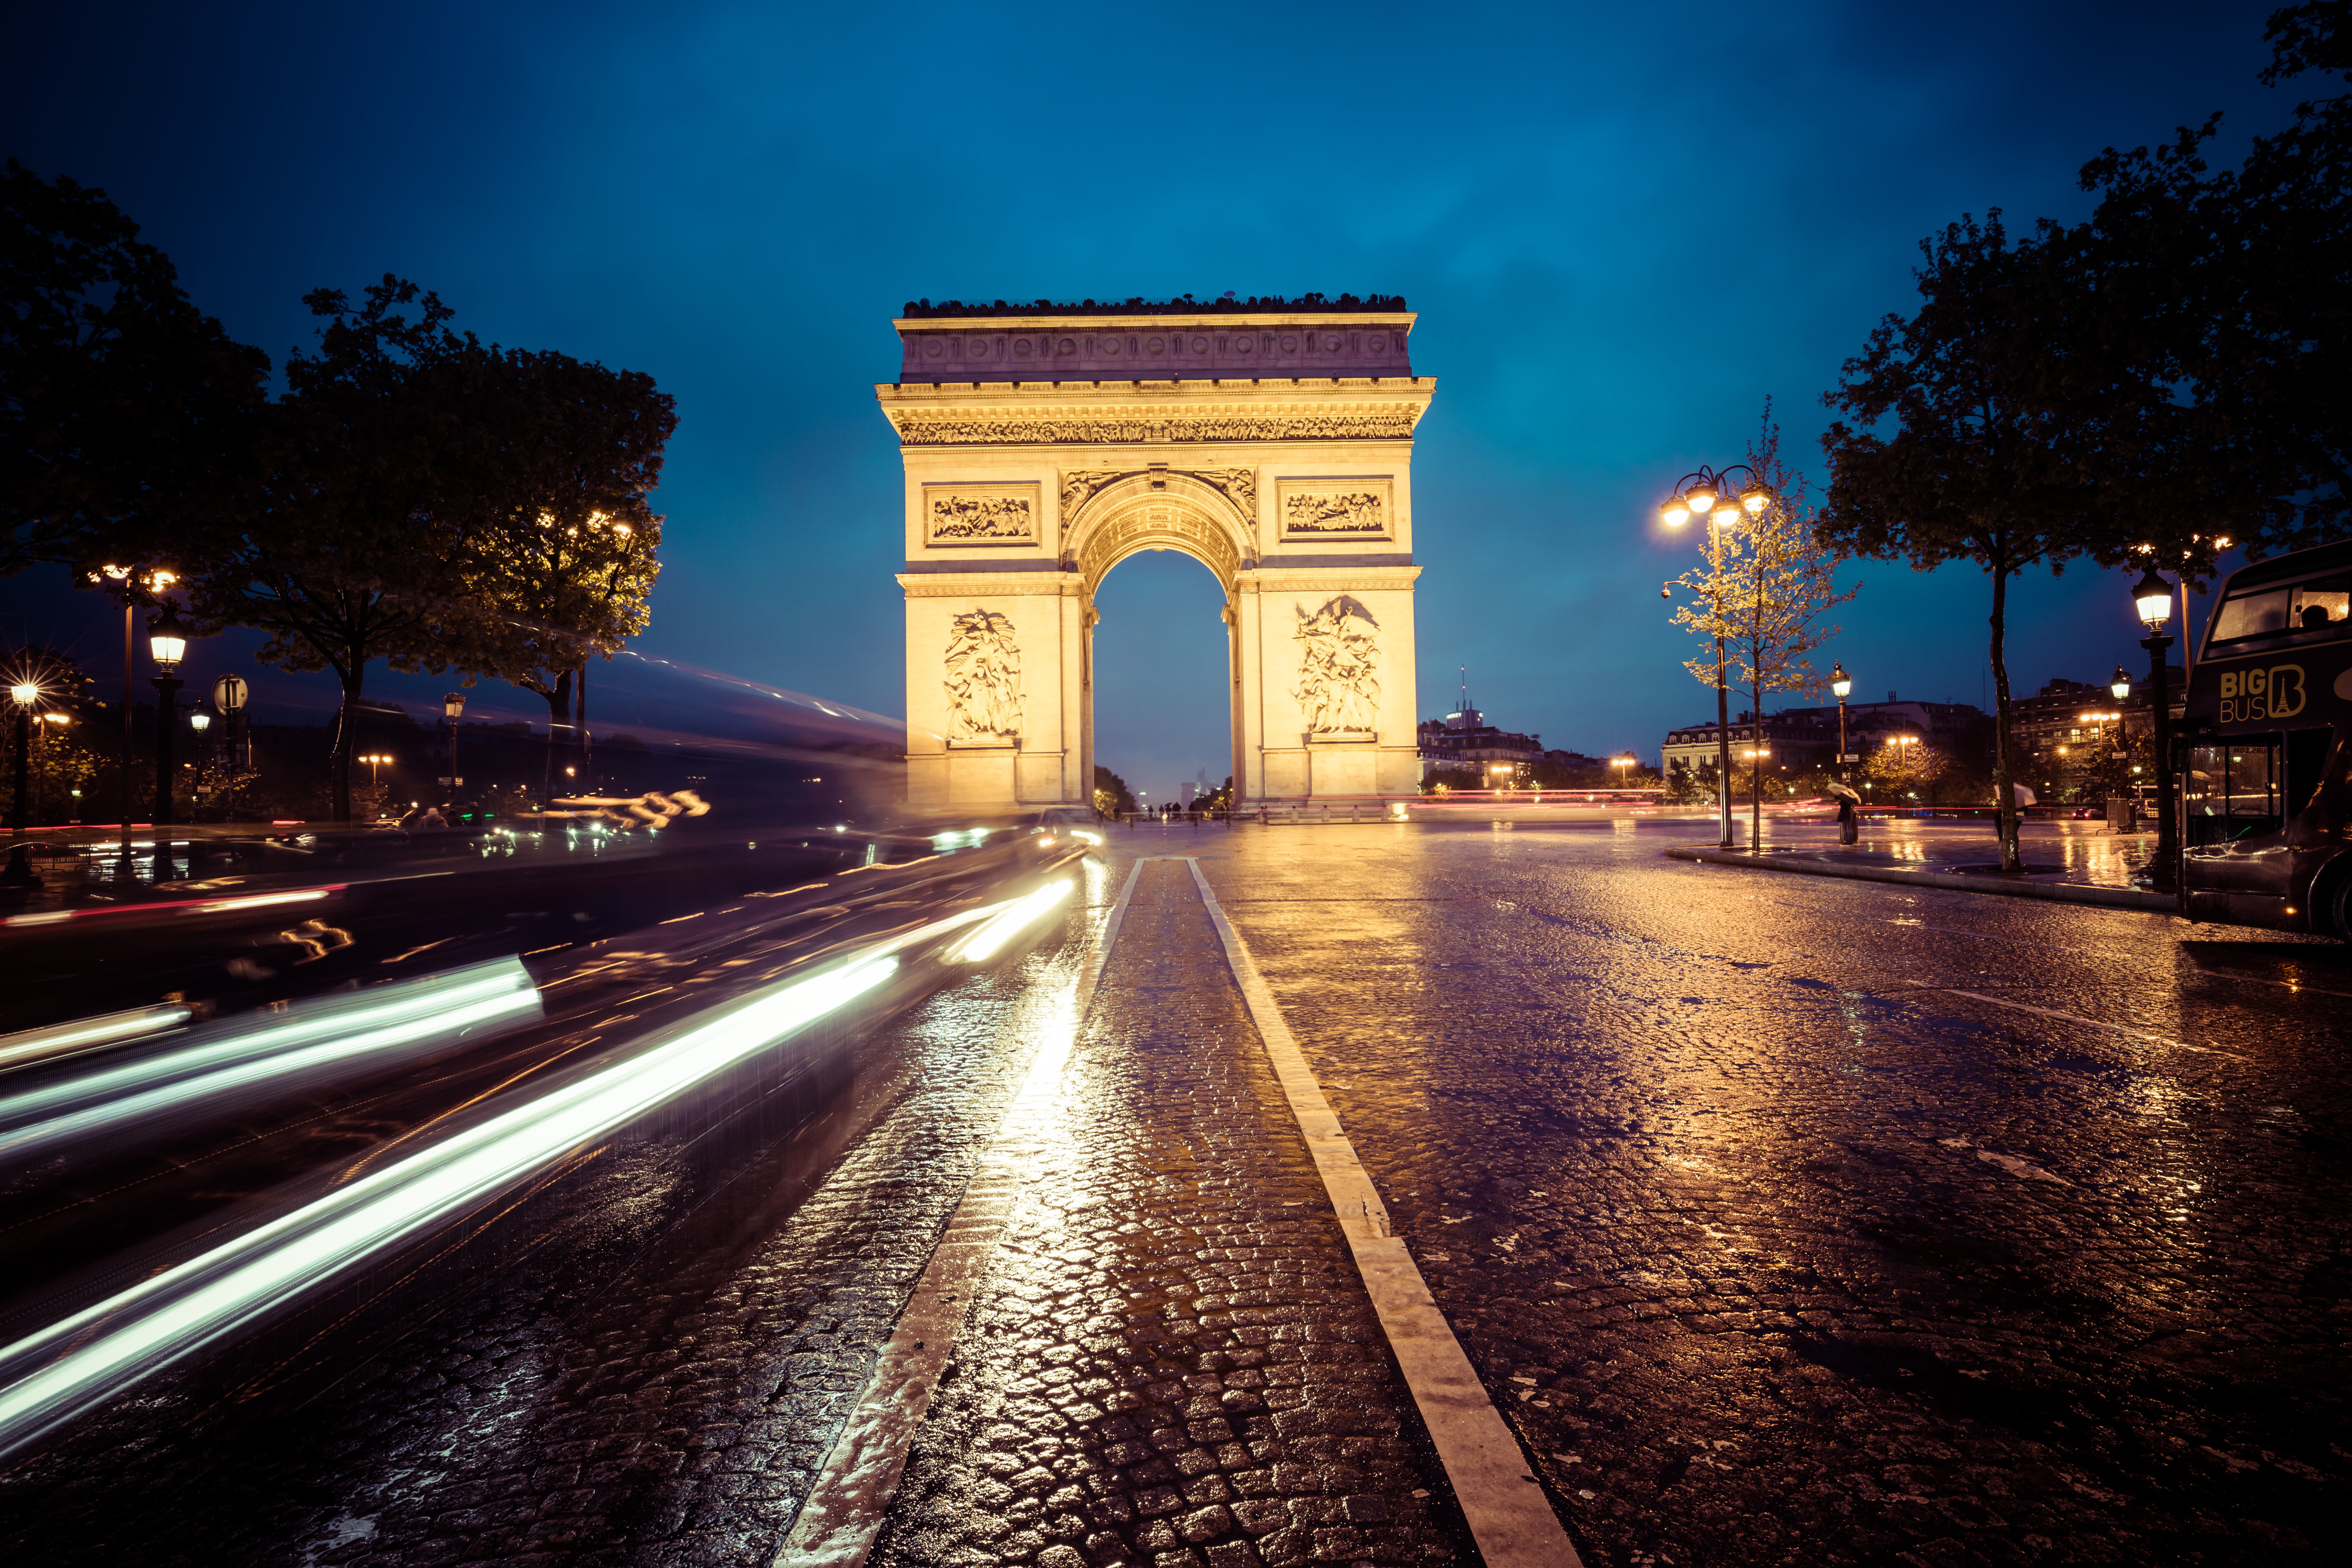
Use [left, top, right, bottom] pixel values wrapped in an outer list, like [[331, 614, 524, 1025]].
[[147, 603, 190, 672], [1686, 485, 1717, 515], [1660, 499, 1690, 528], [2111, 666, 2132, 702], [2132, 566, 2173, 630]]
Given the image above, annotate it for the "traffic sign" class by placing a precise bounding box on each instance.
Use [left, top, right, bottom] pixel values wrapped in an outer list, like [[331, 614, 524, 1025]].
[[212, 674, 249, 711]]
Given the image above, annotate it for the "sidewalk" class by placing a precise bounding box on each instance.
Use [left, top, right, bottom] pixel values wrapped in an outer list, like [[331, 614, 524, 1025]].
[[1666, 820, 2178, 913]]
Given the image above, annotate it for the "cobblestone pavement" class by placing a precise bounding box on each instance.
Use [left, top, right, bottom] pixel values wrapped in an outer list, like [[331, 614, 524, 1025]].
[[870, 859, 1464, 1568], [4, 822, 2348, 1567], [1182, 820, 2350, 1566]]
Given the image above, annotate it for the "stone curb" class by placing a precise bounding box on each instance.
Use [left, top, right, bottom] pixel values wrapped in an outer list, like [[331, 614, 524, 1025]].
[[1665, 844, 2178, 913]]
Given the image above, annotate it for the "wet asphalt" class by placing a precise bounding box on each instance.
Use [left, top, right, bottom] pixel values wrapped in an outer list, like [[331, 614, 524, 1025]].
[[2, 821, 2348, 1567]]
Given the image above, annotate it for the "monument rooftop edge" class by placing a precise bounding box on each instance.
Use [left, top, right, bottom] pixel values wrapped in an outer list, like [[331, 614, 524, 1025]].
[[893, 311, 1415, 384]]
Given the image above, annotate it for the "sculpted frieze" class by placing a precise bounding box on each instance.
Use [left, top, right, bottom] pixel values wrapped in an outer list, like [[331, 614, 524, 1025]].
[[1293, 595, 1381, 736], [945, 608, 1022, 741], [930, 494, 1033, 541], [894, 413, 1419, 446]]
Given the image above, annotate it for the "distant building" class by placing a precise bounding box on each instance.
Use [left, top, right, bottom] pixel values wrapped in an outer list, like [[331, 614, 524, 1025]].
[[2011, 672, 2183, 773], [1661, 692, 1988, 777], [1418, 702, 1547, 779]]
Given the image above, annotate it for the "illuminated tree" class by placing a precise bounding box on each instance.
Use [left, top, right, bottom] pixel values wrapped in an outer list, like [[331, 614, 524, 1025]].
[[1680, 404, 1855, 848]]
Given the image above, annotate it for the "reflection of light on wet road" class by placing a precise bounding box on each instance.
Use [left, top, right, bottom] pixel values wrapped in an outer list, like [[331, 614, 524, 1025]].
[[0, 951, 902, 1461], [947, 878, 1075, 964], [777, 856, 1122, 1568]]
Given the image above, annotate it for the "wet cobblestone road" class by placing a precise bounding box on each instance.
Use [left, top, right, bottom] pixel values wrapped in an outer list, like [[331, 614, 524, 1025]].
[[3, 823, 2348, 1566]]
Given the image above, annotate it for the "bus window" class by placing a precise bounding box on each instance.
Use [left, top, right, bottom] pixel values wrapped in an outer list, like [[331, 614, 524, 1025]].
[[2185, 738, 2282, 846], [2209, 572, 2352, 644], [2295, 584, 2351, 628], [2213, 589, 2292, 643]]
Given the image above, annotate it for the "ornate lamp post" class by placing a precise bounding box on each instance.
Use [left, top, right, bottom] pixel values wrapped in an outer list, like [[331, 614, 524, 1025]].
[[1831, 662, 1853, 781], [8, 674, 38, 833], [148, 602, 190, 827], [1660, 465, 1775, 849], [2133, 566, 2180, 890]]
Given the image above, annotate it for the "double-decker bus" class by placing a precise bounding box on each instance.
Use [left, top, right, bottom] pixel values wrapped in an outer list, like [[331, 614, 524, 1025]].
[[2178, 538, 2352, 933]]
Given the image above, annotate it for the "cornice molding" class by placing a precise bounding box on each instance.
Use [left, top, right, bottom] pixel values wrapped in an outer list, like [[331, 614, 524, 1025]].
[[897, 571, 1082, 598], [884, 408, 1425, 447], [1239, 566, 1422, 592]]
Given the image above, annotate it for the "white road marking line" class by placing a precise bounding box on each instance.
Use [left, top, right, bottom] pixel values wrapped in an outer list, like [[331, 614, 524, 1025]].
[[1183, 858, 1583, 1568], [1898, 982, 2241, 1058], [773, 861, 1143, 1568]]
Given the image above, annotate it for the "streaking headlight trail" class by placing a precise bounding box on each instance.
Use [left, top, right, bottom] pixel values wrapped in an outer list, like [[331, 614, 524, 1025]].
[[949, 879, 1076, 964], [0, 960, 543, 1168], [0, 1005, 192, 1075], [0, 953, 900, 1461]]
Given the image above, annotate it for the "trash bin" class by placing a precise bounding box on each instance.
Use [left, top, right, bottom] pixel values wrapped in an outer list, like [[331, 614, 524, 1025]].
[[2106, 795, 2137, 832]]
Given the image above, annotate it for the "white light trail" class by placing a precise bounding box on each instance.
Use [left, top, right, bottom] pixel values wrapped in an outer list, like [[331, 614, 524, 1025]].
[[0, 953, 899, 1460], [948, 879, 1075, 964], [0, 961, 541, 1167], [0, 1006, 192, 1075]]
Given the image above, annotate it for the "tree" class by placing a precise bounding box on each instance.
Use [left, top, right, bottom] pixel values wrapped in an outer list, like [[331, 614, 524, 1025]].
[[1713, 405, 1855, 849], [2, 161, 269, 578], [1862, 738, 1950, 802], [188, 278, 675, 823], [186, 278, 492, 822], [1817, 214, 2199, 871], [1092, 764, 1136, 816], [443, 345, 673, 807], [2072, 1, 2352, 558]]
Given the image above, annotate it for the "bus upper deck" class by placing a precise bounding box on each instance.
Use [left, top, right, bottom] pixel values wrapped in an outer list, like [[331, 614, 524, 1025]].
[[2178, 539, 2352, 934]]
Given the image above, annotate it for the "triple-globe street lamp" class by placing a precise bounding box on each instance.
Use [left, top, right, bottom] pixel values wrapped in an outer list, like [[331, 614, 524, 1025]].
[[1659, 466, 1775, 849]]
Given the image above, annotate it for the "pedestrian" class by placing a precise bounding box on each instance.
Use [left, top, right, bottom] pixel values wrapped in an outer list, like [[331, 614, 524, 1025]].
[[1829, 777, 1861, 845]]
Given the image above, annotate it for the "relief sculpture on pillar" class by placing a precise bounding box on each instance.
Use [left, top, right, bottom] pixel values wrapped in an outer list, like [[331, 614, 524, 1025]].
[[1293, 596, 1380, 736], [945, 608, 1022, 742]]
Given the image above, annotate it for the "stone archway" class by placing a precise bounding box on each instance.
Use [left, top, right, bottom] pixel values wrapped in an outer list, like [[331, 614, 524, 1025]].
[[883, 303, 1432, 810]]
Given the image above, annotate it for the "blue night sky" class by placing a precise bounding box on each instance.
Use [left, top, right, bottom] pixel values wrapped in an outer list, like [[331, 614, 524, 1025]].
[[0, 1, 2289, 800]]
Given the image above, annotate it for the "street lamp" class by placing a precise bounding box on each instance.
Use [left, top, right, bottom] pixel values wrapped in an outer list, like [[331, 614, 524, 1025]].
[[2111, 666, 2132, 703], [7, 671, 39, 833], [1830, 661, 1854, 782], [148, 601, 190, 827], [443, 693, 466, 794], [2133, 564, 2181, 891], [1660, 463, 1777, 848]]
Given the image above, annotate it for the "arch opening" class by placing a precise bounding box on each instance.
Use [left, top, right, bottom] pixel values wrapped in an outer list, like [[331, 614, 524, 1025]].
[[1087, 548, 1237, 812]]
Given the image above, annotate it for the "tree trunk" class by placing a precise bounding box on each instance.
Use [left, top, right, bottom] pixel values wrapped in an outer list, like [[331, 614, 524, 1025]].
[[535, 668, 575, 809], [1750, 669, 1765, 852], [331, 668, 363, 824], [1989, 563, 2021, 872]]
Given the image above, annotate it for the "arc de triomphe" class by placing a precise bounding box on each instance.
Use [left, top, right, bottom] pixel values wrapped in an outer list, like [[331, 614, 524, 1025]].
[[880, 301, 1431, 810]]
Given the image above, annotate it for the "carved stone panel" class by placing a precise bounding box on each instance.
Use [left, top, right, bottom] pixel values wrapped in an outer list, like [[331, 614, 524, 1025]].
[[1274, 477, 1395, 543], [893, 412, 1419, 445], [923, 482, 1040, 547], [944, 608, 1022, 742], [1293, 595, 1381, 737], [1192, 468, 1258, 513]]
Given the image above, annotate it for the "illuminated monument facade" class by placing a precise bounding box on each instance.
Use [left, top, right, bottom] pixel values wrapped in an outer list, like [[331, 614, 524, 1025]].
[[881, 299, 1432, 809]]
